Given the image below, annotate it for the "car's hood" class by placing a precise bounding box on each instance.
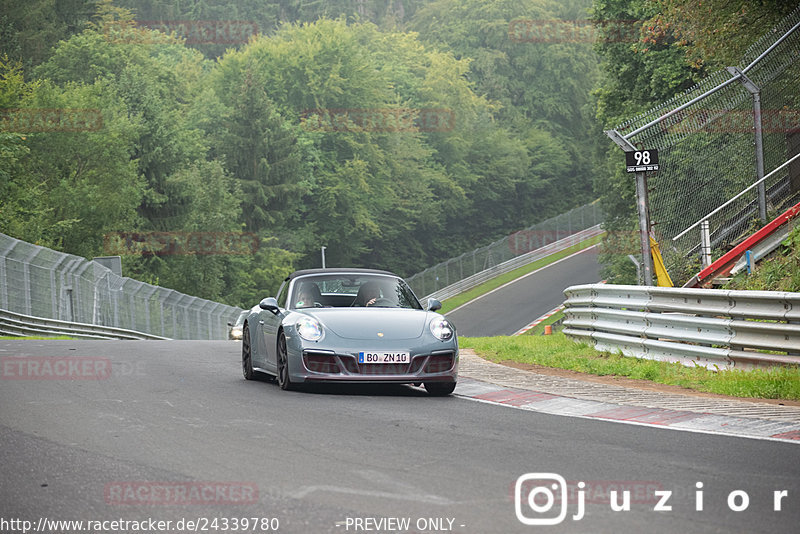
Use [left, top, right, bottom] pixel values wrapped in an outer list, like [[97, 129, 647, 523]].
[[304, 309, 429, 340]]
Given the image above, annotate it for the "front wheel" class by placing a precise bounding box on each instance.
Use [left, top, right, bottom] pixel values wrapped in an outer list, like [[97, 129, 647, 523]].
[[276, 331, 295, 390], [242, 323, 255, 380], [424, 381, 456, 396]]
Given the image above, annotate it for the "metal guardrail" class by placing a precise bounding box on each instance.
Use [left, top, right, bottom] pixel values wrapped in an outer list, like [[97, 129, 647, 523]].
[[0, 308, 170, 340], [426, 225, 603, 303], [562, 284, 800, 369]]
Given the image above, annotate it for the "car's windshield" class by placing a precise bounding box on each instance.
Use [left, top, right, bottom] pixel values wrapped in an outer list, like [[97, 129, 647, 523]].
[[289, 274, 422, 310]]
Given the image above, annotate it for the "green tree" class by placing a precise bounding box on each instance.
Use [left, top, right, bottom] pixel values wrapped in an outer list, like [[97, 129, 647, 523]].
[[120, 160, 245, 303], [0, 56, 35, 239], [410, 0, 601, 233], [592, 0, 704, 128], [213, 18, 478, 271], [647, 0, 797, 69], [36, 4, 209, 231], [0, 0, 95, 70], [2, 77, 144, 256], [210, 64, 308, 234]]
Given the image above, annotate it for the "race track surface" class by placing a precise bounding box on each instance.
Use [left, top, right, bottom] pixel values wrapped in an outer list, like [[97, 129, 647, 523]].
[[1, 339, 798, 534], [446, 247, 601, 336]]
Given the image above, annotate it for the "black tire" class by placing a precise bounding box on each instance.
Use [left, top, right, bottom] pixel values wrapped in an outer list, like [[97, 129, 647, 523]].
[[276, 331, 295, 390], [242, 323, 255, 380], [424, 381, 456, 396]]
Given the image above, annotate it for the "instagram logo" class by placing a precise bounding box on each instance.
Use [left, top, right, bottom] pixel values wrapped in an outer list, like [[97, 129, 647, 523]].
[[514, 473, 792, 524], [515, 473, 583, 525]]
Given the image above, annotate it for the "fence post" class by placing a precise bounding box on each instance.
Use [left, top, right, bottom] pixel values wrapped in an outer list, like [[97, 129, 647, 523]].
[[64, 259, 84, 323], [22, 247, 41, 315], [111, 274, 119, 327], [568, 208, 572, 235], [129, 288, 136, 331], [727, 67, 767, 223], [50, 256, 67, 319], [700, 220, 712, 268], [0, 256, 6, 311]]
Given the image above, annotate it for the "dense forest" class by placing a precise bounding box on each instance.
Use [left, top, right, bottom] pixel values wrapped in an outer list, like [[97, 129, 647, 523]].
[[1, 0, 794, 305]]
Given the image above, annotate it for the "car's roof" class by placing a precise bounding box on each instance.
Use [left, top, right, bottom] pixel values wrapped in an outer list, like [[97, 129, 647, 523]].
[[286, 268, 399, 281]]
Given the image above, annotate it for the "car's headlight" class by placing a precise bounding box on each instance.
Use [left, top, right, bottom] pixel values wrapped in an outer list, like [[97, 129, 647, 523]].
[[430, 317, 454, 341], [296, 316, 323, 341]]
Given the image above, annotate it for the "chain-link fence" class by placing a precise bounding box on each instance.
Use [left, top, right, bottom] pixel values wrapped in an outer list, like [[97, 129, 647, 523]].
[[0, 232, 243, 339], [406, 202, 603, 297], [608, 7, 800, 282]]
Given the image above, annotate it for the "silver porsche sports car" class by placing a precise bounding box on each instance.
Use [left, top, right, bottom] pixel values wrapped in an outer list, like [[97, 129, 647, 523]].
[[241, 268, 458, 395]]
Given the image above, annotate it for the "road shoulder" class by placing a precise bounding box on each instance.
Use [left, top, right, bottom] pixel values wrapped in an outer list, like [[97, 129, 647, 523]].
[[457, 349, 800, 442]]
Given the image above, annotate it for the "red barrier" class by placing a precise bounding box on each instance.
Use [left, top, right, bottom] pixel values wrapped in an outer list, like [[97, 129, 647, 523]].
[[687, 200, 800, 287]]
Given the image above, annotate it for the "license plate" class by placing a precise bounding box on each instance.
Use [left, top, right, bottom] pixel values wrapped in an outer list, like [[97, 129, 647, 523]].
[[358, 351, 410, 364]]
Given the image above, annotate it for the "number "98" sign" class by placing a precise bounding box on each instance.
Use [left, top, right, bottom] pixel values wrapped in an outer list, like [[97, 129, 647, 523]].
[[625, 149, 659, 173]]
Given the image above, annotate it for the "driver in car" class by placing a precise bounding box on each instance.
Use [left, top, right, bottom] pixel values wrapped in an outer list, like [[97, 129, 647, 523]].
[[295, 284, 320, 308], [355, 281, 381, 307]]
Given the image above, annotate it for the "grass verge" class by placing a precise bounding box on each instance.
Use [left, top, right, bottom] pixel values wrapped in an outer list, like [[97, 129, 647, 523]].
[[460, 332, 800, 401], [439, 234, 603, 314]]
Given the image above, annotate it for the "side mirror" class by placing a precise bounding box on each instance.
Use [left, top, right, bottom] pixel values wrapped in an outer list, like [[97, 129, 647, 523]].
[[427, 298, 442, 312], [227, 321, 234, 327], [259, 297, 280, 314]]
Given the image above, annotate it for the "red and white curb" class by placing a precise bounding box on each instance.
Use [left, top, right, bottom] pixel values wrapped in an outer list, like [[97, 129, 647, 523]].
[[513, 305, 563, 336], [454, 378, 800, 444]]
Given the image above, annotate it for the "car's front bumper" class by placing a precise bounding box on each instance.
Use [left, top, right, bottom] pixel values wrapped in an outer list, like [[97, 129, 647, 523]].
[[286, 340, 458, 385]]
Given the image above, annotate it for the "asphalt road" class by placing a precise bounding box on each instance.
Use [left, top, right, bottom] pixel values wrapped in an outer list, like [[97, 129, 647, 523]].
[[1, 339, 798, 534], [445, 246, 602, 337]]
